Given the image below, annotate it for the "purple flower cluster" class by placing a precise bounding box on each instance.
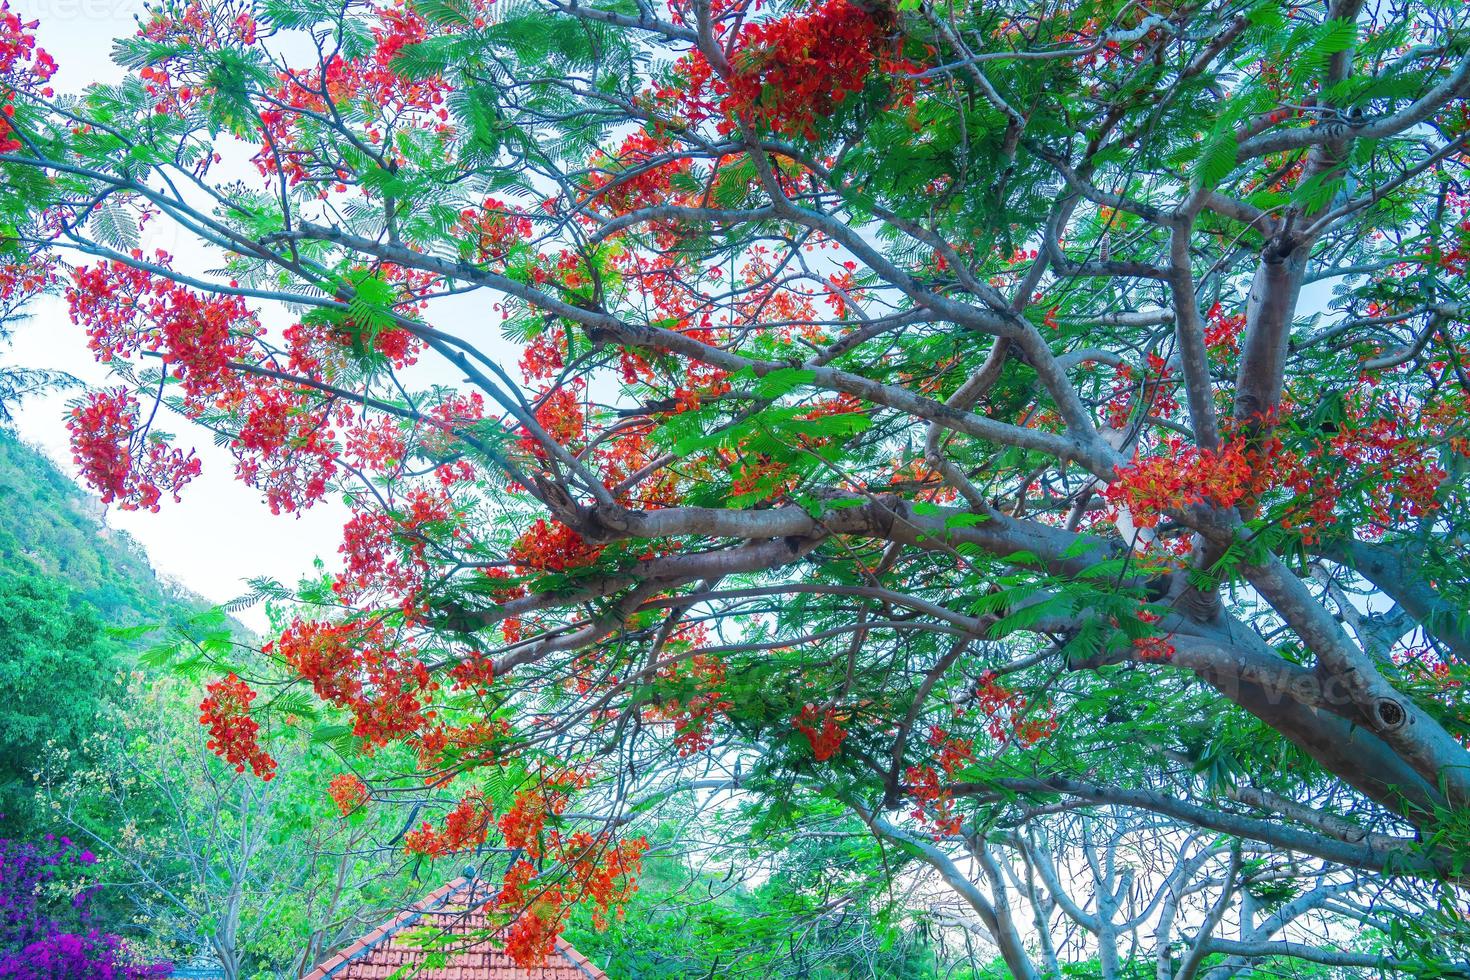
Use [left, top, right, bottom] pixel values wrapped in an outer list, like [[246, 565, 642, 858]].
[[0, 836, 171, 979]]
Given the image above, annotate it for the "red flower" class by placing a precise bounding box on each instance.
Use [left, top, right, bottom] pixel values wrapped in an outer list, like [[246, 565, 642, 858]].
[[509, 519, 604, 573]]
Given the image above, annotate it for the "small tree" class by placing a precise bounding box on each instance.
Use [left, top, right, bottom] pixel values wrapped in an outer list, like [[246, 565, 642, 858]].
[[39, 669, 420, 979]]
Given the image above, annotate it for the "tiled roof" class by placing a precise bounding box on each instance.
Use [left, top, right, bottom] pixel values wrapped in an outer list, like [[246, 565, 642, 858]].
[[302, 877, 608, 980]]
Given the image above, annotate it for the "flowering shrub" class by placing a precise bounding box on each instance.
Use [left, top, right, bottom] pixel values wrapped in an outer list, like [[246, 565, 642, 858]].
[[0, 837, 170, 979]]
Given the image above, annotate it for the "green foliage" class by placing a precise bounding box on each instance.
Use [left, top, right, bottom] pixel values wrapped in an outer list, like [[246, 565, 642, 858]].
[[0, 573, 120, 838], [564, 820, 942, 980]]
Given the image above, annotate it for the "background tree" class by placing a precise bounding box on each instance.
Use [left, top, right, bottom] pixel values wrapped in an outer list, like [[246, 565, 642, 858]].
[[1, 0, 1469, 970], [38, 667, 422, 980], [0, 574, 120, 839]]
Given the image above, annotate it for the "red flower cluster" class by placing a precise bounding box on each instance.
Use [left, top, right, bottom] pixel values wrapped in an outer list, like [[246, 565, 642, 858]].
[[668, 0, 895, 140], [1109, 401, 1448, 545], [647, 649, 733, 756], [401, 772, 647, 967], [1204, 302, 1246, 356], [555, 831, 648, 931], [68, 389, 202, 512], [0, 258, 53, 307], [229, 379, 340, 514], [404, 790, 492, 856], [495, 833, 648, 966], [459, 198, 533, 263], [1325, 415, 1445, 529], [413, 718, 510, 777], [728, 0, 886, 138], [253, 2, 453, 188], [584, 131, 697, 225], [199, 674, 277, 780], [509, 519, 604, 573], [0, 1, 56, 154], [518, 329, 566, 383], [1106, 437, 1258, 529], [520, 386, 585, 459], [904, 764, 963, 837], [132, 2, 261, 120], [328, 773, 369, 815], [925, 725, 974, 777], [336, 488, 456, 605], [69, 256, 260, 409], [448, 651, 500, 693], [268, 619, 436, 750], [793, 704, 847, 761], [1131, 610, 1175, 662], [500, 880, 565, 969], [974, 672, 1057, 747], [498, 781, 570, 859], [65, 257, 389, 515]]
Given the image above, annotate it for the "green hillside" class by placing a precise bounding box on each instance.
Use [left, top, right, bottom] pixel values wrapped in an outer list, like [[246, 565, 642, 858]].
[[0, 428, 201, 626], [0, 428, 217, 836]]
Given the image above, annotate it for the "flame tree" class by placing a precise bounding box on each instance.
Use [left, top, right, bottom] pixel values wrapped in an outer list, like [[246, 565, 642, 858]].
[[3, 0, 1470, 967]]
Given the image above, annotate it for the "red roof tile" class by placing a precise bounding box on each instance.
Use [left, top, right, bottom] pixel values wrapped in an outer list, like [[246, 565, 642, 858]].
[[302, 878, 607, 980]]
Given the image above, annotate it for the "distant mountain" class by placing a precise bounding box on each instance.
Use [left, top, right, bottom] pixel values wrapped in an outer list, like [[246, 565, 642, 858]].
[[0, 428, 207, 626]]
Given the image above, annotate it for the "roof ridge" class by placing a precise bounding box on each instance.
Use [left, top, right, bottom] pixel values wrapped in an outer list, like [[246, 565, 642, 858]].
[[300, 876, 611, 980], [301, 877, 475, 980], [554, 937, 610, 980]]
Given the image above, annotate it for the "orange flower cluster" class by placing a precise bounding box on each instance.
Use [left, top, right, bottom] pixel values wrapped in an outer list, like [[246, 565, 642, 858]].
[[974, 672, 1057, 747], [904, 763, 963, 837], [0, 1, 56, 153], [458, 197, 533, 263], [1106, 438, 1259, 529], [496, 833, 648, 965], [674, 0, 893, 140], [269, 619, 436, 750], [413, 719, 510, 778], [403, 790, 492, 856], [584, 131, 697, 224], [520, 387, 586, 459], [926, 725, 974, 777], [1109, 402, 1449, 545], [498, 782, 571, 859], [402, 773, 647, 968]]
